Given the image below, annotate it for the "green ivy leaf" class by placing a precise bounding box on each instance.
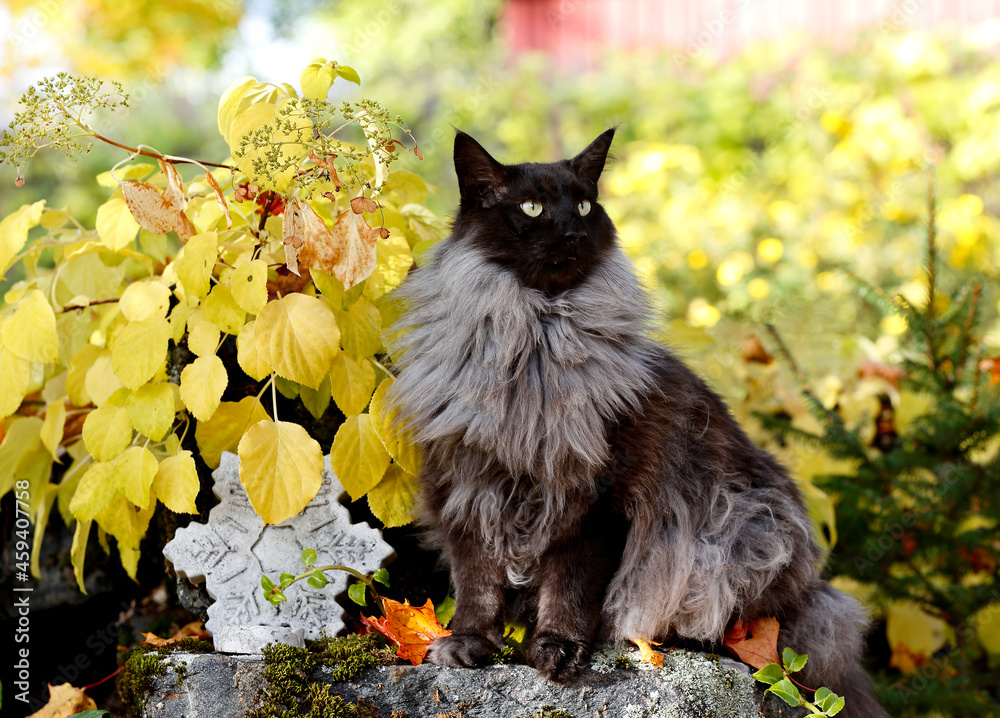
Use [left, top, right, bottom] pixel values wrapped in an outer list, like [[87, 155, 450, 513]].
[[752, 663, 785, 686], [372, 568, 390, 587], [280, 572, 295, 588], [348, 581, 367, 607], [307, 570, 329, 589], [815, 687, 846, 716], [301, 548, 318, 566], [782, 646, 808, 674], [261, 575, 275, 590], [766, 678, 802, 708]]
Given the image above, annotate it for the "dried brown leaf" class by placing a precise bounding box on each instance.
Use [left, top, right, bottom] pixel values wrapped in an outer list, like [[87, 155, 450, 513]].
[[723, 616, 781, 670], [158, 159, 186, 208], [27, 683, 95, 718], [204, 170, 233, 229], [281, 200, 381, 289], [326, 209, 381, 290], [350, 196, 378, 214], [122, 180, 180, 234]]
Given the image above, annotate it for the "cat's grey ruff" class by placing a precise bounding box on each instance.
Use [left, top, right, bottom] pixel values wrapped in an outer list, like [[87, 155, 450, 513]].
[[388, 237, 661, 483]]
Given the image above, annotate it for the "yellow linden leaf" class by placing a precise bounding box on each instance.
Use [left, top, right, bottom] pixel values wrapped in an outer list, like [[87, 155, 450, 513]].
[[66, 344, 104, 406], [974, 603, 1000, 655], [364, 231, 413, 301], [231, 99, 311, 192], [96, 491, 153, 554], [367, 464, 418, 528], [886, 600, 948, 674], [0, 343, 31, 419], [126, 382, 176, 441], [84, 352, 125, 407], [82, 399, 133, 462], [334, 296, 382, 359], [1, 289, 60, 362], [330, 414, 391, 501], [236, 320, 271, 381], [179, 354, 228, 422], [71, 518, 92, 592], [187, 309, 221, 357], [40, 398, 67, 458], [0, 417, 43, 497], [329, 352, 376, 416], [69, 461, 117, 521], [254, 293, 340, 389], [228, 258, 268, 315], [217, 75, 258, 144], [112, 446, 158, 508], [175, 231, 218, 299], [300, 59, 336, 100], [202, 283, 247, 335], [31, 483, 58, 578], [111, 318, 172, 390], [369, 378, 421, 475], [95, 194, 140, 251], [238, 419, 323, 524], [119, 281, 172, 322], [0, 200, 45, 278], [195, 395, 269, 468], [153, 450, 200, 514]]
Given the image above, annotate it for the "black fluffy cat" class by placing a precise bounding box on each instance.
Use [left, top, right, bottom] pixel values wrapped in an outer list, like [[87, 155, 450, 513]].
[[386, 130, 887, 717]]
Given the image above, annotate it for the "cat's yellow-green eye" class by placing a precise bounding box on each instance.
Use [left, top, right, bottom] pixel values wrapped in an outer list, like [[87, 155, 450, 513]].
[[520, 200, 543, 217], [578, 200, 592, 216]]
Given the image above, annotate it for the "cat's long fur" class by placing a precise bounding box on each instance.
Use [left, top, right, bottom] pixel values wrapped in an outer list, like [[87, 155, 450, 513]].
[[386, 130, 886, 717]]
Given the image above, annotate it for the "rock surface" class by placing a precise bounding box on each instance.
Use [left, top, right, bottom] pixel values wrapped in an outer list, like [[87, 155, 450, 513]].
[[142, 645, 799, 718], [163, 452, 395, 652]]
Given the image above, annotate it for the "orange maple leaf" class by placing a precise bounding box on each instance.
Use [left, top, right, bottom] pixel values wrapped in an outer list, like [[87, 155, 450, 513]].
[[361, 597, 451, 665], [630, 637, 664, 667], [140, 620, 211, 647], [723, 616, 781, 670]]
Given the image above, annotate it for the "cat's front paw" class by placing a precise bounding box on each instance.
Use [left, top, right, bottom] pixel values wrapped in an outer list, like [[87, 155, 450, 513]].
[[526, 632, 591, 682], [426, 633, 499, 668]]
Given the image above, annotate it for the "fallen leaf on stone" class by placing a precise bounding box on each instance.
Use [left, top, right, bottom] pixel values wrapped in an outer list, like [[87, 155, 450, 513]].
[[361, 597, 451, 665], [140, 620, 211, 647], [27, 683, 95, 718], [723, 616, 781, 670], [630, 637, 664, 667]]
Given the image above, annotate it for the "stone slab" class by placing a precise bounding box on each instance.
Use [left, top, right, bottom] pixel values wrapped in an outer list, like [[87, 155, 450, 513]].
[[163, 452, 395, 651], [141, 645, 802, 718]]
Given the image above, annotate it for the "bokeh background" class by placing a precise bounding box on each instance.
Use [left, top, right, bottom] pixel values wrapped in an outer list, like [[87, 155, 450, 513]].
[[2, 0, 1000, 715]]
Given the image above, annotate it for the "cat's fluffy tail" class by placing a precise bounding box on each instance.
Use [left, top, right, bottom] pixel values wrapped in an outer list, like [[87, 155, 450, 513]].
[[777, 581, 887, 718]]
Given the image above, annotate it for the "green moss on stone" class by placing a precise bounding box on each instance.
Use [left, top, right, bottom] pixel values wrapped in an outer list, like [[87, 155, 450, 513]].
[[249, 636, 400, 718]]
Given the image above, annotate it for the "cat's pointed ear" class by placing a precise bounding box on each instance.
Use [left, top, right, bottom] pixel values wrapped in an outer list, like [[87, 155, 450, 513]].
[[571, 128, 616, 187], [454, 131, 508, 203]]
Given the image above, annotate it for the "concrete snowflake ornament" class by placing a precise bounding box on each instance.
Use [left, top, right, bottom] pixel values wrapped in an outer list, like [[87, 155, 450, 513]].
[[164, 451, 395, 653]]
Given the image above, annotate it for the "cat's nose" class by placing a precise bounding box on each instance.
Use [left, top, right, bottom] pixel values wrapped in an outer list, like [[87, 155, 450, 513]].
[[563, 228, 586, 244]]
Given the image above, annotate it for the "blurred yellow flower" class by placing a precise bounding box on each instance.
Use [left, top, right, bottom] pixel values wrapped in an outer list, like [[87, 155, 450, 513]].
[[882, 314, 908, 335], [687, 249, 709, 270], [747, 278, 770, 299], [688, 298, 720, 327], [757, 237, 784, 264], [716, 260, 744, 286]]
